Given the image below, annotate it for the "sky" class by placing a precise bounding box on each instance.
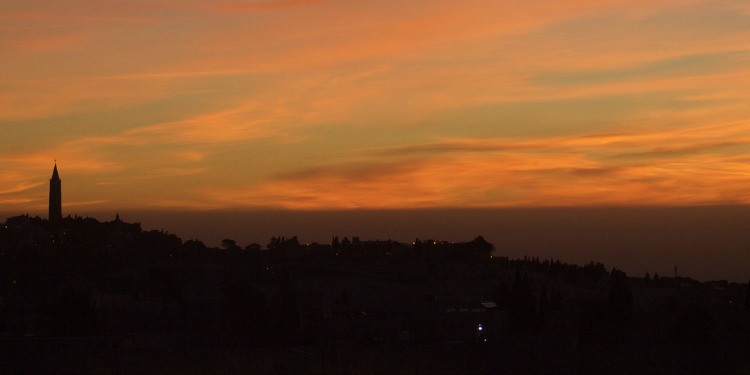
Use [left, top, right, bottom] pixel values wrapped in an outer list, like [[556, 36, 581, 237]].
[[3, 0, 750, 212], [0, 0, 750, 212]]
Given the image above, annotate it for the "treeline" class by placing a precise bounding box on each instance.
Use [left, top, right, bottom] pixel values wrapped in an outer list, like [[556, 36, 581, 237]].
[[0, 215, 496, 287], [496, 256, 610, 286]]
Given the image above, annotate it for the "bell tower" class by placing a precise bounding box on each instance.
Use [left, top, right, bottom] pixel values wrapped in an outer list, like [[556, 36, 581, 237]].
[[49, 162, 62, 222]]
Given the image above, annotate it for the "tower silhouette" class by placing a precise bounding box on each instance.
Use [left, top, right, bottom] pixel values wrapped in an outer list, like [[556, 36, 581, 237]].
[[49, 163, 62, 222]]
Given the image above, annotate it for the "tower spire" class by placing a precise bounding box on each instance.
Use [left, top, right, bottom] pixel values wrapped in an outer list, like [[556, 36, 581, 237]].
[[49, 162, 62, 222]]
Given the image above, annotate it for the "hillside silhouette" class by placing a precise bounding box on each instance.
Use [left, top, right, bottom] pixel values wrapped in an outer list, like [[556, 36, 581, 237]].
[[1, 214, 749, 374]]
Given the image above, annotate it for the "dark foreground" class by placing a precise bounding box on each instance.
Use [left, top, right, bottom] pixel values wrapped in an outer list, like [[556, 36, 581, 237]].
[[3, 215, 750, 374], [4, 313, 750, 375]]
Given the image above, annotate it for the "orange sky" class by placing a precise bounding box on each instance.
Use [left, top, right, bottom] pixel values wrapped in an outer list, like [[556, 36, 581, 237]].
[[2, 0, 750, 213]]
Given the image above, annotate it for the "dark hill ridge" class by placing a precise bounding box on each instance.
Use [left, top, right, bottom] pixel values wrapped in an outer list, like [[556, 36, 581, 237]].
[[1, 214, 749, 374], [74, 206, 750, 282]]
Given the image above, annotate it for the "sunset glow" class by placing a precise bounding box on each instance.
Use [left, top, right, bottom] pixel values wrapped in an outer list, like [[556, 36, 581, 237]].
[[3, 0, 750, 212]]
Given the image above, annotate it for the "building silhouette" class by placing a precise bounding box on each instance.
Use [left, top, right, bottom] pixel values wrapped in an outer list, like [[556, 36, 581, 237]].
[[49, 163, 61, 222]]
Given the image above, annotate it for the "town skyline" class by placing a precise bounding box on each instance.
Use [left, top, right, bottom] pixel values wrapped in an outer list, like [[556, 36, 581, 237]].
[[4, 163, 747, 283], [7, 204, 747, 374]]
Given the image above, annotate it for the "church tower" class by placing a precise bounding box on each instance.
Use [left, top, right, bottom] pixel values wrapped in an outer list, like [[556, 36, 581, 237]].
[[49, 163, 62, 222]]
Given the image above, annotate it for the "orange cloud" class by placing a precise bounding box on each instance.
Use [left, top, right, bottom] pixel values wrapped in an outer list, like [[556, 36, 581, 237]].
[[196, 119, 750, 209], [0, 180, 44, 196], [64, 200, 109, 208], [215, 0, 326, 12]]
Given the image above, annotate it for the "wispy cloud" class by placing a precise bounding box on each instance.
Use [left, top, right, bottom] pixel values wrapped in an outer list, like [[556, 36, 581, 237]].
[[0, 181, 44, 195], [123, 105, 287, 145], [197, 120, 750, 209], [532, 51, 750, 87], [214, 0, 327, 12], [64, 200, 109, 208]]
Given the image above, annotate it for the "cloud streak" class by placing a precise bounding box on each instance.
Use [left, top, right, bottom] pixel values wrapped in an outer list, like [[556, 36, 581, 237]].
[[197, 120, 750, 209]]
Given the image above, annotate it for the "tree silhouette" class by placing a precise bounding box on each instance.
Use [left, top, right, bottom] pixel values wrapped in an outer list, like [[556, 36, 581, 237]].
[[222, 283, 270, 344], [244, 243, 261, 252], [221, 238, 239, 250], [579, 268, 632, 345]]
